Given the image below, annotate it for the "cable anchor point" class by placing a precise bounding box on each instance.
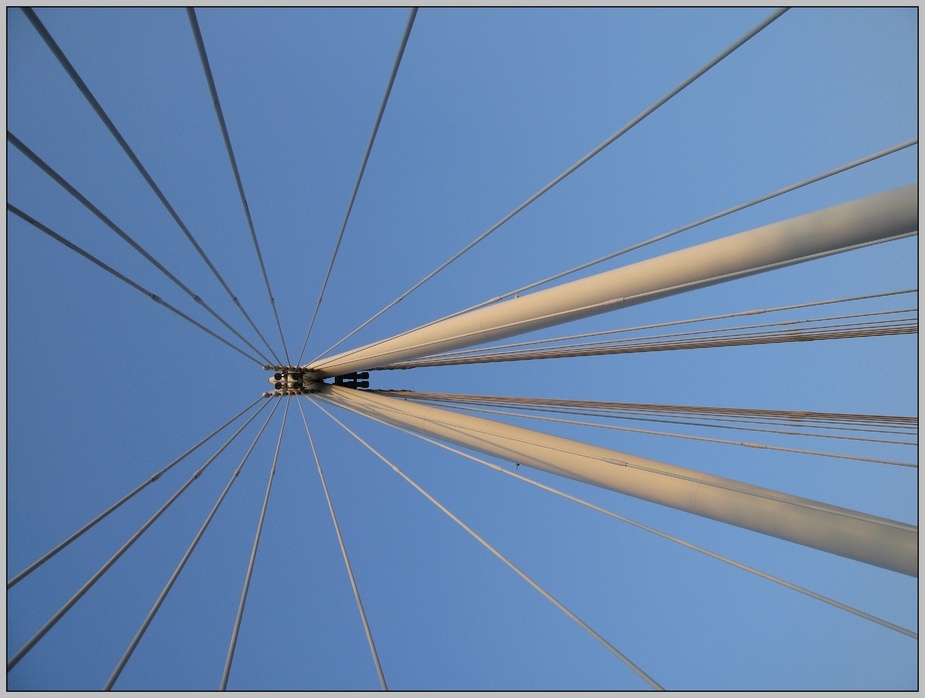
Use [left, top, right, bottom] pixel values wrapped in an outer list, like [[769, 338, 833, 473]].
[[265, 366, 325, 396]]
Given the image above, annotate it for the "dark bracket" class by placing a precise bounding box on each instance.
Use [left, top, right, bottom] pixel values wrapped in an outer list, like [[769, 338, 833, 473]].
[[333, 371, 370, 389]]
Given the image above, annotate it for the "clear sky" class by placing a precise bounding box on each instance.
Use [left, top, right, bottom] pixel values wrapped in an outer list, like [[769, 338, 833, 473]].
[[6, 6, 918, 691]]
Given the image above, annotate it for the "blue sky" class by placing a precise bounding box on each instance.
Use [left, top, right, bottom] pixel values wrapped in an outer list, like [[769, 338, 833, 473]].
[[6, 6, 918, 691]]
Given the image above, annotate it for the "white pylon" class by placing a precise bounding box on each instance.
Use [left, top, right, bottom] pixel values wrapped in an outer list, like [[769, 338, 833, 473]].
[[316, 386, 917, 576], [306, 184, 916, 377]]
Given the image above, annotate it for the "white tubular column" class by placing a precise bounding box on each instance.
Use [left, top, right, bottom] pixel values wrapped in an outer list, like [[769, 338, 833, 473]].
[[317, 386, 917, 576], [308, 184, 917, 377]]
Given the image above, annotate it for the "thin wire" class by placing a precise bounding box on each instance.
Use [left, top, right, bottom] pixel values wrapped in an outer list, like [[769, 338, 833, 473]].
[[419, 402, 916, 468], [396, 390, 918, 431], [313, 7, 790, 363], [424, 289, 917, 358], [379, 315, 917, 368], [499, 310, 916, 352], [7, 397, 272, 672], [187, 8, 290, 366], [381, 309, 917, 366], [312, 400, 664, 691], [508, 404, 916, 441], [298, 8, 418, 365], [221, 396, 290, 690], [8, 204, 263, 365], [21, 7, 282, 366], [400, 390, 917, 446], [296, 398, 388, 690], [104, 398, 282, 691], [8, 131, 274, 366], [377, 420, 916, 640], [7, 397, 263, 590]]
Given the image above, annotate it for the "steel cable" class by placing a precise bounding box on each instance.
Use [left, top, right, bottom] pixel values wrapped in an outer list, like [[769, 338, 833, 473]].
[[425, 291, 917, 358], [308, 228, 916, 374], [7, 397, 273, 672], [297, 398, 388, 690], [382, 322, 916, 368], [415, 402, 916, 468], [395, 392, 917, 438], [297, 8, 418, 365], [9, 131, 274, 365], [374, 418, 916, 639], [221, 396, 290, 690], [188, 8, 290, 365], [8, 204, 263, 365], [7, 397, 264, 590], [310, 140, 917, 369], [22, 7, 282, 366], [314, 7, 790, 363], [104, 397, 282, 690], [313, 399, 664, 690], [431, 140, 918, 321], [377, 310, 916, 368]]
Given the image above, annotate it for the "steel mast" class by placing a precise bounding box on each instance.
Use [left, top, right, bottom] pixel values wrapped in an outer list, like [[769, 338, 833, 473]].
[[316, 385, 917, 576], [305, 184, 916, 377]]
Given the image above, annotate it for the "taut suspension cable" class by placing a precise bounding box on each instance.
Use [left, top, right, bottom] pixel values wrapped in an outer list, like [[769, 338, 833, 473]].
[[8, 131, 273, 366], [9, 204, 263, 365], [7, 397, 264, 590], [375, 310, 916, 369], [104, 398, 282, 691], [351, 408, 916, 639], [221, 396, 290, 690], [298, 8, 418, 364], [313, 399, 664, 690], [314, 7, 790, 363], [297, 399, 388, 690], [7, 398, 273, 672], [22, 7, 281, 366], [188, 8, 290, 365]]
